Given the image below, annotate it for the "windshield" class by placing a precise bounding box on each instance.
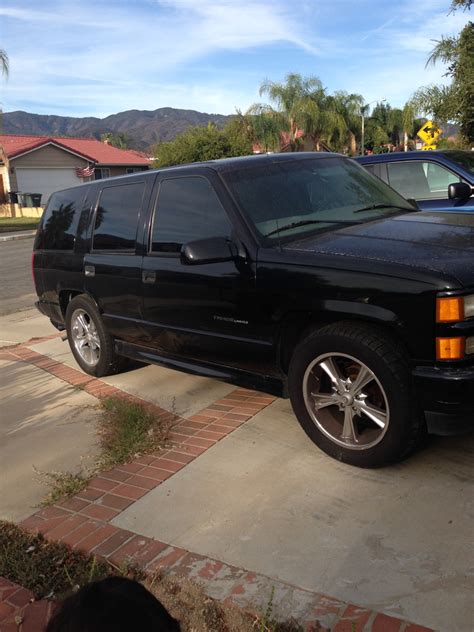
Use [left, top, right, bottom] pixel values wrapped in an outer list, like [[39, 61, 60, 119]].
[[223, 156, 414, 242], [443, 151, 474, 176]]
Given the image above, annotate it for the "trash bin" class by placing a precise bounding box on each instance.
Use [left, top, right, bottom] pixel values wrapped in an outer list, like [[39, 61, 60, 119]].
[[8, 191, 19, 204], [19, 193, 42, 207]]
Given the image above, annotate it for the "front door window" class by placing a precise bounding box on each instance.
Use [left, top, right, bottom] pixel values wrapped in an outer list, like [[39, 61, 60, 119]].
[[387, 161, 461, 199], [151, 176, 232, 253]]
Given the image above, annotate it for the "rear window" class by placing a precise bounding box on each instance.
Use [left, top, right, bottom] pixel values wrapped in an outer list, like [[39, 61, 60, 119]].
[[35, 187, 86, 250], [93, 182, 145, 251]]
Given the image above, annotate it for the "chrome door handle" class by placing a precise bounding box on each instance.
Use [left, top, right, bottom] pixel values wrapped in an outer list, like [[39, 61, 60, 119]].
[[84, 265, 95, 277], [142, 270, 156, 284]]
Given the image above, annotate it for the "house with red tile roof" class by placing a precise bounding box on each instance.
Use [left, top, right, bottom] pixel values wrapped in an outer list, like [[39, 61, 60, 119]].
[[0, 134, 151, 206]]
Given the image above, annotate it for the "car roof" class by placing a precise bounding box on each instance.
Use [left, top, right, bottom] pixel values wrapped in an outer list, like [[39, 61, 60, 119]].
[[354, 150, 469, 164], [47, 152, 348, 199], [156, 151, 345, 173], [353, 150, 474, 183]]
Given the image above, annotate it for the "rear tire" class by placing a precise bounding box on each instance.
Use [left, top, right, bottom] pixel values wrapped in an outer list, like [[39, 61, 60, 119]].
[[288, 322, 425, 468], [65, 295, 128, 377]]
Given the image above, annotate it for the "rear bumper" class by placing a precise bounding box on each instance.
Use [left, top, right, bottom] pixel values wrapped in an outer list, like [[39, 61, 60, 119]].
[[35, 300, 64, 330], [413, 364, 474, 415]]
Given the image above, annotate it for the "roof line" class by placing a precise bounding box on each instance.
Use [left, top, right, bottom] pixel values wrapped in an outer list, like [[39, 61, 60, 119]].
[[9, 140, 93, 162]]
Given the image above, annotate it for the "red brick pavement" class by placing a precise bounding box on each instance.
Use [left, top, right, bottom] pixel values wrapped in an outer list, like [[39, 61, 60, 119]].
[[0, 338, 436, 631]]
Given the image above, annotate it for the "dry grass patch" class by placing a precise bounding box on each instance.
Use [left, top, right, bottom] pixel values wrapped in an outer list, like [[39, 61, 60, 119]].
[[0, 522, 310, 631], [98, 397, 171, 470]]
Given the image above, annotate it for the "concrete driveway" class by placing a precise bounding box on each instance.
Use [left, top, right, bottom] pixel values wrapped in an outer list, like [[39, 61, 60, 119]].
[[2, 307, 472, 631], [113, 402, 473, 631]]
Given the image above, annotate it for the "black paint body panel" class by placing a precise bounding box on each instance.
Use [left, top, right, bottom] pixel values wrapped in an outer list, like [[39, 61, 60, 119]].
[[33, 154, 474, 416]]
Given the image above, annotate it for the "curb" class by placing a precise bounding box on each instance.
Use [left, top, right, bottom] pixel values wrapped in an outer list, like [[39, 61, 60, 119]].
[[0, 231, 36, 243]]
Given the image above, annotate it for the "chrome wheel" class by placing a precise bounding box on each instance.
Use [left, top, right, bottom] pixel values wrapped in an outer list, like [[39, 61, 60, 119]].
[[303, 352, 389, 450], [70, 308, 101, 367]]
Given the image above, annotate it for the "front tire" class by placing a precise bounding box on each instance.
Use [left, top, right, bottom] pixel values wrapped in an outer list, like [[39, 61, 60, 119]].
[[288, 322, 425, 467], [65, 295, 127, 377]]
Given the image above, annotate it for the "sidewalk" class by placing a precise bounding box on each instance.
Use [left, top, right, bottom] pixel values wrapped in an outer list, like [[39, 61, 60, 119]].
[[0, 334, 447, 632], [0, 231, 36, 243]]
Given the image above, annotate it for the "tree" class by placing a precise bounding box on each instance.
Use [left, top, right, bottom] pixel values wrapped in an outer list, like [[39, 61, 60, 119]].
[[454, 21, 474, 142], [449, 0, 472, 11], [100, 132, 131, 149], [331, 92, 364, 154], [401, 102, 415, 152], [0, 49, 8, 78], [247, 108, 281, 152], [413, 15, 473, 144], [154, 122, 251, 168], [223, 111, 255, 155], [410, 84, 458, 126], [250, 73, 352, 152], [251, 73, 322, 151]]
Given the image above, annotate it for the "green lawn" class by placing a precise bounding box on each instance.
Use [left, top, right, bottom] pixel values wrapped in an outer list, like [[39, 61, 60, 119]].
[[0, 217, 40, 233]]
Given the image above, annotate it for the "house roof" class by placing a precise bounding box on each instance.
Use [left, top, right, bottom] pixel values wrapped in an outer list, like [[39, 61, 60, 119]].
[[0, 134, 150, 166]]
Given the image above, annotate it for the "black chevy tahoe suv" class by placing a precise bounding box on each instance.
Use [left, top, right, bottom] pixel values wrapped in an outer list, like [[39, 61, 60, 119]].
[[33, 153, 474, 467]]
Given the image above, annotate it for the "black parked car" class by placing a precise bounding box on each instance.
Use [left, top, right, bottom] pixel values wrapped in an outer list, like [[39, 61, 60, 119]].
[[355, 150, 474, 212], [33, 153, 474, 468]]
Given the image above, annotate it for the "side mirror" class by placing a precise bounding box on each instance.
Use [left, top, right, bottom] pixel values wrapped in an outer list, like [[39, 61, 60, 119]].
[[406, 198, 420, 210], [448, 182, 472, 200], [181, 236, 236, 265]]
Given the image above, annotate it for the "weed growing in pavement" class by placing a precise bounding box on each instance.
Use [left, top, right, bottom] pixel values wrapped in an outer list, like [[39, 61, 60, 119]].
[[34, 468, 90, 506], [98, 397, 171, 470], [254, 587, 304, 632], [37, 397, 171, 506]]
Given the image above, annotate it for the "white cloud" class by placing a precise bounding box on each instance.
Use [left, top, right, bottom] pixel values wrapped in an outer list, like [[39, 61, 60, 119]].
[[1, 0, 471, 116], [1, 0, 327, 114]]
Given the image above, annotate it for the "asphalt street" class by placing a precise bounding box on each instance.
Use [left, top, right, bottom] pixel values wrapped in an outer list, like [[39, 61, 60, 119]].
[[0, 236, 36, 316]]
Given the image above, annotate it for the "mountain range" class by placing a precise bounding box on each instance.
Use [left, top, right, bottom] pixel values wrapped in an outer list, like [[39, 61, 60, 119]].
[[1, 108, 234, 151]]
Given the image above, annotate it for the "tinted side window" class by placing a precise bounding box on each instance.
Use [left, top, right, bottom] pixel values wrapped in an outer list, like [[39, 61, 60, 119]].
[[387, 161, 461, 200], [425, 162, 461, 194], [151, 177, 232, 253], [93, 182, 145, 251], [36, 188, 86, 250]]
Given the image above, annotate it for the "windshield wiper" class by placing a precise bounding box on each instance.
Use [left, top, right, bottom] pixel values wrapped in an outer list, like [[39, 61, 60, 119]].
[[264, 219, 360, 238], [353, 203, 414, 214]]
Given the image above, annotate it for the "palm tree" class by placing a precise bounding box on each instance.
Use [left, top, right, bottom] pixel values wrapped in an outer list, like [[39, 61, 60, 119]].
[[426, 35, 459, 73], [302, 92, 348, 151], [254, 73, 324, 151], [251, 73, 353, 152], [0, 49, 8, 78], [410, 84, 456, 126], [332, 92, 364, 154]]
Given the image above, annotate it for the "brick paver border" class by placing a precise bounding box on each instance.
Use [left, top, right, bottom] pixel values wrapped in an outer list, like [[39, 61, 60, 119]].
[[0, 338, 435, 632]]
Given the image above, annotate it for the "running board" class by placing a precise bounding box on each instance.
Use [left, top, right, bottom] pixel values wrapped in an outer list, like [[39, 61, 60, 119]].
[[114, 340, 287, 398]]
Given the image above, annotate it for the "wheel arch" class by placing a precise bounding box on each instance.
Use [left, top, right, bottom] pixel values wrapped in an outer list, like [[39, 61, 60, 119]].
[[59, 289, 101, 318], [277, 303, 408, 374]]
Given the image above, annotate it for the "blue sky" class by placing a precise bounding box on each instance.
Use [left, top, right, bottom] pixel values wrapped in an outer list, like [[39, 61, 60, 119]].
[[0, 0, 470, 118]]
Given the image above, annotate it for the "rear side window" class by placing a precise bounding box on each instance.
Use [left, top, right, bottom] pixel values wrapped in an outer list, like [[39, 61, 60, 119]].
[[93, 182, 145, 251], [151, 176, 231, 253], [36, 188, 86, 250]]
